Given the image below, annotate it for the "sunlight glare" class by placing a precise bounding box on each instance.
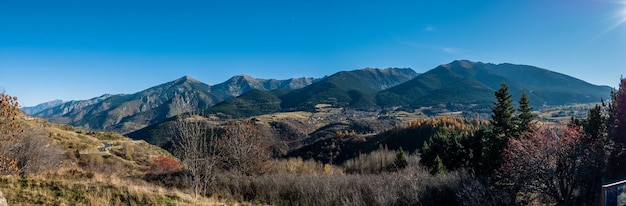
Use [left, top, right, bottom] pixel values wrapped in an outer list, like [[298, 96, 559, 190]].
[[617, 0, 626, 27], [590, 0, 626, 43]]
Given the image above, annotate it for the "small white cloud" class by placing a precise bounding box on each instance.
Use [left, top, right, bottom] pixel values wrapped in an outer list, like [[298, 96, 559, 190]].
[[440, 47, 458, 54], [424, 25, 435, 32]]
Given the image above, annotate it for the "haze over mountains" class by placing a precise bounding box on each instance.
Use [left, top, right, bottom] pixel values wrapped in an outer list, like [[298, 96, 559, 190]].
[[24, 60, 612, 134]]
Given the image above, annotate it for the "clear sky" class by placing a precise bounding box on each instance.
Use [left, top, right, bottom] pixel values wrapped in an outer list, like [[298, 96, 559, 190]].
[[1, 0, 625, 107]]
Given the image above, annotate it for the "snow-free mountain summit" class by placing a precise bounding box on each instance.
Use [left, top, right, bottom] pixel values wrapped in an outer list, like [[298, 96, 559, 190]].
[[26, 61, 612, 134]]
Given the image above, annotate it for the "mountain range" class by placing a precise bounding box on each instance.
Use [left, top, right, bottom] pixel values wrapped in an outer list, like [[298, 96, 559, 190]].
[[25, 60, 613, 134], [207, 60, 611, 117], [377, 60, 611, 108], [21, 99, 64, 115], [29, 75, 316, 134]]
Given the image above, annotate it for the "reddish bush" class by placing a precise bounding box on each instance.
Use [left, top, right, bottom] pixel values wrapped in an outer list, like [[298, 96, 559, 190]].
[[150, 155, 183, 173], [499, 125, 600, 205]]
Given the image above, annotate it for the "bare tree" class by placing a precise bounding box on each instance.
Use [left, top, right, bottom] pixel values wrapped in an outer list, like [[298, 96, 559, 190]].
[[11, 132, 64, 175], [170, 114, 217, 198], [216, 120, 270, 175], [499, 125, 598, 205]]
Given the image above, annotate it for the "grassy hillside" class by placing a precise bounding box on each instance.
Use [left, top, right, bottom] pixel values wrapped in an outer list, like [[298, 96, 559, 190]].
[[0, 112, 244, 205], [0, 170, 225, 205]]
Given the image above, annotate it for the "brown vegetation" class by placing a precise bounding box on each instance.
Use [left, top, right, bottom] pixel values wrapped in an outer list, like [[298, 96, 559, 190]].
[[0, 93, 21, 175]]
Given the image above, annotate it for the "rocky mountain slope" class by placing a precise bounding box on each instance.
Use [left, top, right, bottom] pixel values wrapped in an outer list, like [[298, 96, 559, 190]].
[[34, 61, 612, 134], [21, 99, 64, 115], [35, 75, 315, 134]]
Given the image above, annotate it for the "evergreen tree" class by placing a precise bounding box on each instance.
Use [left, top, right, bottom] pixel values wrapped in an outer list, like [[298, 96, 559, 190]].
[[582, 102, 609, 204], [491, 83, 517, 139], [584, 102, 608, 142], [466, 126, 488, 175], [481, 83, 516, 175], [608, 77, 626, 178], [432, 155, 446, 175], [517, 91, 535, 136], [394, 147, 408, 170], [420, 130, 472, 173]]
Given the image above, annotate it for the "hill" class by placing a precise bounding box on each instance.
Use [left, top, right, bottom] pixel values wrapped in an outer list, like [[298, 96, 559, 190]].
[[21, 99, 64, 115], [0, 105, 232, 205], [200, 67, 418, 118], [35, 75, 315, 134], [377, 60, 612, 110], [33, 61, 612, 135], [279, 68, 419, 110], [205, 89, 283, 119]]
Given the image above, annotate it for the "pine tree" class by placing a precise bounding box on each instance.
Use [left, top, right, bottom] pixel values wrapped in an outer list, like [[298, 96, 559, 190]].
[[608, 77, 626, 178], [581, 102, 609, 204], [480, 83, 516, 175], [491, 83, 517, 139], [584, 103, 608, 142], [394, 147, 408, 170], [432, 155, 446, 175], [517, 91, 535, 136]]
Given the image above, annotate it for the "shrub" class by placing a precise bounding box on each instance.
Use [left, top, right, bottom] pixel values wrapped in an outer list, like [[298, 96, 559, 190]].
[[342, 146, 419, 174], [209, 166, 471, 206], [149, 155, 183, 174]]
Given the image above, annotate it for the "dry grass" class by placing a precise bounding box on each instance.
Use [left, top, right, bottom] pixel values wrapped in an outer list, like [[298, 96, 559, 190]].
[[267, 157, 343, 176], [2, 114, 251, 205], [210, 166, 467, 206], [254, 111, 313, 122], [342, 147, 420, 174], [0, 167, 243, 205]]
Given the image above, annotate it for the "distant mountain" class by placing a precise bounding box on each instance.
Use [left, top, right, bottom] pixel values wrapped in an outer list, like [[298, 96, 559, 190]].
[[205, 62, 611, 118], [280, 68, 419, 110], [21, 99, 64, 115], [377, 60, 612, 109], [127, 62, 613, 157], [209, 75, 316, 98], [36, 75, 315, 134], [206, 89, 283, 118], [35, 61, 613, 134]]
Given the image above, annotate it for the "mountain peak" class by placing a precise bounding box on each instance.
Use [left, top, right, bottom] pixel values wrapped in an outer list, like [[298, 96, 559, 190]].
[[443, 60, 479, 69], [238, 74, 256, 81], [166, 76, 202, 87], [177, 75, 200, 83]]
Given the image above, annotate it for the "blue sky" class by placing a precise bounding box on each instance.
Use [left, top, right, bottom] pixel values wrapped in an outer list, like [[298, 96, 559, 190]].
[[1, 0, 625, 107]]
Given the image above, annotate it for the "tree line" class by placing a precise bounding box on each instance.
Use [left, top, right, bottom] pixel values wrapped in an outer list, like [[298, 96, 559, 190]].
[[419, 78, 626, 205], [1, 77, 624, 205]]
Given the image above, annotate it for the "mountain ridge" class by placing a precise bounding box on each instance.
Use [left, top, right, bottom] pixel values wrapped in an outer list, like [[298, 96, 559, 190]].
[[378, 60, 612, 109], [34, 74, 317, 133], [31, 61, 613, 134], [22, 99, 64, 115]]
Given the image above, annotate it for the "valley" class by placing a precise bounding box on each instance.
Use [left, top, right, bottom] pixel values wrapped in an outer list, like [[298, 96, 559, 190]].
[[7, 60, 621, 205]]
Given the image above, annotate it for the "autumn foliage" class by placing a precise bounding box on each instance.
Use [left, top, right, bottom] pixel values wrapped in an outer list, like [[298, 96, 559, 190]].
[[0, 93, 21, 175], [407, 116, 487, 133], [150, 155, 183, 173], [499, 125, 599, 205]]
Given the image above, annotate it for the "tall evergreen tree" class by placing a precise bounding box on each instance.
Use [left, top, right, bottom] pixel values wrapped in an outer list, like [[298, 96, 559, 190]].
[[516, 91, 535, 136], [608, 77, 626, 178], [480, 83, 517, 175], [394, 147, 408, 170], [582, 102, 610, 204], [584, 102, 608, 142], [491, 83, 517, 139]]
